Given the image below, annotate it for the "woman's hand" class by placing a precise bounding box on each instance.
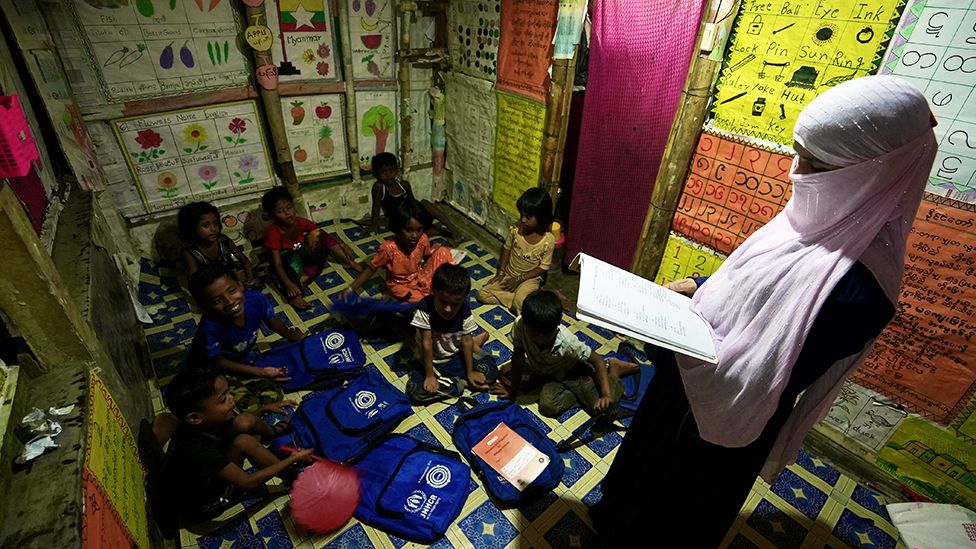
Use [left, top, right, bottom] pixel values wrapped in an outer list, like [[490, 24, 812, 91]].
[[665, 277, 698, 297]]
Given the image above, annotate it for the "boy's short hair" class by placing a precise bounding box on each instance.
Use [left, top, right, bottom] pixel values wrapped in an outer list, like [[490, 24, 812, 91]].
[[521, 290, 563, 333], [371, 152, 399, 173], [432, 264, 471, 296], [516, 188, 554, 229], [165, 368, 223, 420], [177, 201, 219, 243], [261, 186, 293, 215], [188, 264, 239, 306], [390, 198, 431, 233]]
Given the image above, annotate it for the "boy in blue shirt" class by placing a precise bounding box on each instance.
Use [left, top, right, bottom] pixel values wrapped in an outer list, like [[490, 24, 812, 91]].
[[187, 265, 306, 412]]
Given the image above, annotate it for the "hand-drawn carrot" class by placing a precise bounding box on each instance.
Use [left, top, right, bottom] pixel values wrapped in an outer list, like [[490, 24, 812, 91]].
[[118, 44, 147, 68], [194, 0, 203, 9], [136, 0, 153, 17], [209, 0, 221, 11], [103, 47, 129, 67]]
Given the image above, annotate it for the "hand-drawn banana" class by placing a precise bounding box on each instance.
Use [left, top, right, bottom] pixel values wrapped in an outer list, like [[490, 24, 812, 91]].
[[360, 17, 379, 31]]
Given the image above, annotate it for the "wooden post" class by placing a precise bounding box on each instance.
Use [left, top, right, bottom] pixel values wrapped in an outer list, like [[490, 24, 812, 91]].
[[397, 1, 413, 178], [336, 0, 363, 182], [539, 53, 576, 205], [549, 47, 578, 208], [242, 4, 307, 216], [630, 0, 740, 278]]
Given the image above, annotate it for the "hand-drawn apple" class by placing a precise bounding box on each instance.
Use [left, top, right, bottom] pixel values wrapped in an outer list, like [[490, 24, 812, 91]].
[[361, 104, 394, 154], [318, 126, 334, 158], [315, 103, 332, 119]]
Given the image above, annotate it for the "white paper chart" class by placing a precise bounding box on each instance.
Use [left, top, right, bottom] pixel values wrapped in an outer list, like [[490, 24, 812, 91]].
[[346, 0, 396, 80], [280, 94, 349, 182], [355, 90, 399, 168], [882, 0, 976, 204]]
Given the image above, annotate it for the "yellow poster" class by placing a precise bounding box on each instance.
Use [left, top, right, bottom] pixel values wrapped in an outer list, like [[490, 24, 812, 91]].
[[85, 371, 150, 549], [493, 92, 546, 216], [712, 0, 905, 145], [654, 233, 726, 286]]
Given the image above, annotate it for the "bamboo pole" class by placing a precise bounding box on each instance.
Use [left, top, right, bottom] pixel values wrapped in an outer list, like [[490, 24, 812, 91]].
[[336, 0, 363, 182], [539, 55, 574, 205], [630, 0, 741, 278], [398, 1, 413, 178], [242, 4, 307, 216], [550, 46, 579, 211]]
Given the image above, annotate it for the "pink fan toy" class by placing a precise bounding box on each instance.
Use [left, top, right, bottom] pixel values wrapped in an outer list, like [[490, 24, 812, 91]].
[[282, 446, 360, 534]]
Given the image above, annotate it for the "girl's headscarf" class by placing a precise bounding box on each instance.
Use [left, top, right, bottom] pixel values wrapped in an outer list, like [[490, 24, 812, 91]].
[[674, 75, 937, 481]]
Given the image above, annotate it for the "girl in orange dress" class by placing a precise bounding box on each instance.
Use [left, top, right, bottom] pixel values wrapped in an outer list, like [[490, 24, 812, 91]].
[[342, 199, 455, 302]]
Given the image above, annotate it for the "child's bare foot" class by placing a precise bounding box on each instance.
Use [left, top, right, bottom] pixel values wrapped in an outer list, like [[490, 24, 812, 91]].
[[289, 295, 312, 310], [608, 358, 640, 378], [473, 331, 489, 351]]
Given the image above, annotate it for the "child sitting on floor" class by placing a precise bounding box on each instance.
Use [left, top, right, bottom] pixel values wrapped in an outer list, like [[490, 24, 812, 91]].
[[178, 201, 256, 288], [343, 199, 456, 303], [477, 188, 555, 314], [369, 152, 459, 242], [405, 264, 495, 402], [262, 187, 364, 310], [160, 368, 310, 523], [491, 290, 638, 417], [186, 265, 306, 413]]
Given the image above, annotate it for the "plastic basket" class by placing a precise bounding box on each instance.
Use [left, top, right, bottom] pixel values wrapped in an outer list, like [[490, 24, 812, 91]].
[[0, 96, 39, 178]]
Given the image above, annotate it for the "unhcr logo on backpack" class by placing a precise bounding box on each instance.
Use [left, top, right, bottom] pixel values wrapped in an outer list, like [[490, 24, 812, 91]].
[[404, 490, 426, 513]]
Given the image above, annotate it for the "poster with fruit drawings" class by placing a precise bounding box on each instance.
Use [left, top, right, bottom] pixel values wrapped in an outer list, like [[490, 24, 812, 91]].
[[447, 0, 502, 81], [268, 0, 340, 82], [112, 100, 274, 214], [281, 94, 348, 182], [346, 0, 396, 80], [355, 90, 398, 169], [66, 0, 250, 102]]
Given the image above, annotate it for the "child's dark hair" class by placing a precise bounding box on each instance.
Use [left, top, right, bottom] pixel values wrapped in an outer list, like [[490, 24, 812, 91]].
[[177, 201, 220, 243], [521, 290, 563, 333], [261, 186, 293, 215], [371, 152, 399, 173], [188, 264, 239, 306], [391, 198, 431, 233], [432, 264, 471, 296], [516, 188, 554, 231], [165, 367, 223, 420]]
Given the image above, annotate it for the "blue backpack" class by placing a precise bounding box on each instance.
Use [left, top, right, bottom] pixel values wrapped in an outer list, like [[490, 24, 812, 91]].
[[452, 401, 563, 507], [255, 329, 366, 392], [355, 435, 470, 544], [275, 368, 411, 463]]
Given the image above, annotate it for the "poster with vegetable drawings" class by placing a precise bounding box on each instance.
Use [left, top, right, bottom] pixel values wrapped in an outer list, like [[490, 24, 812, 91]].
[[880, 0, 976, 204], [355, 90, 399, 168], [711, 0, 904, 146], [112, 100, 274, 214], [447, 0, 501, 81], [281, 94, 348, 182], [345, 0, 396, 80], [268, 0, 340, 82], [67, 0, 250, 102], [445, 72, 496, 222]]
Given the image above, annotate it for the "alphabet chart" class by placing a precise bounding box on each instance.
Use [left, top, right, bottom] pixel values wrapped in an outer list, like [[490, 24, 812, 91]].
[[712, 0, 904, 145], [671, 131, 794, 255], [881, 0, 976, 205]]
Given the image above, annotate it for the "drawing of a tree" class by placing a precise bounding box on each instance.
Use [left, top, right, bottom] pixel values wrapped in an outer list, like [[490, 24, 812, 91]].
[[361, 105, 394, 154]]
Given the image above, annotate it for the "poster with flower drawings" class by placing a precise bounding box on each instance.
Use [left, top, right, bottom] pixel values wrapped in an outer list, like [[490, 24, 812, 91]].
[[268, 0, 340, 82], [355, 90, 399, 169], [346, 0, 396, 80], [281, 94, 349, 182], [112, 100, 274, 214]]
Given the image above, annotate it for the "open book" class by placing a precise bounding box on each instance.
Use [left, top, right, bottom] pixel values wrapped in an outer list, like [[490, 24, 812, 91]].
[[573, 253, 718, 363]]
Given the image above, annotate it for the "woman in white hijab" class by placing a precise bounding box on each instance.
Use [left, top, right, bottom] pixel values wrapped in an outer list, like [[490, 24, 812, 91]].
[[590, 75, 937, 547]]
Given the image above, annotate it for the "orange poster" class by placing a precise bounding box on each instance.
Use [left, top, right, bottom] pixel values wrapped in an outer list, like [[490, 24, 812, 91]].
[[83, 470, 134, 549], [672, 131, 794, 255], [852, 198, 976, 424], [496, 0, 558, 102]]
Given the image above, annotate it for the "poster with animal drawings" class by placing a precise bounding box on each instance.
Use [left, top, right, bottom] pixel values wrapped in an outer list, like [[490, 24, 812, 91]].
[[711, 0, 905, 146], [880, 0, 976, 204], [66, 0, 250, 102], [447, 0, 502, 81], [268, 0, 340, 82], [112, 100, 274, 214], [346, 0, 396, 80], [355, 90, 399, 168], [281, 94, 349, 182]]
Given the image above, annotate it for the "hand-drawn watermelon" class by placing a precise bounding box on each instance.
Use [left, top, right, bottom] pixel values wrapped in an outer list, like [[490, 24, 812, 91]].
[[361, 34, 383, 49]]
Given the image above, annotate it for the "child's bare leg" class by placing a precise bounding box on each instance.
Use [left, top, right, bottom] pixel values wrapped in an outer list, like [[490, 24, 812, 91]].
[[473, 331, 489, 352], [230, 412, 275, 439], [329, 242, 364, 273], [420, 200, 460, 243], [228, 434, 284, 471], [607, 357, 640, 378]]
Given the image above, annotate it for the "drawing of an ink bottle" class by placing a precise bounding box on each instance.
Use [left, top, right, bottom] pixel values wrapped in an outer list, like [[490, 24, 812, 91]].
[[752, 97, 766, 116]]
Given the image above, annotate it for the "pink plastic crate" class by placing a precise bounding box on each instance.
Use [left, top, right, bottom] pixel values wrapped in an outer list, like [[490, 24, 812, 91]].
[[0, 95, 39, 178]]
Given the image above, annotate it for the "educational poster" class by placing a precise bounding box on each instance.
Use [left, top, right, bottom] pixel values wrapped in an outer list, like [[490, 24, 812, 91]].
[[66, 0, 250, 102], [823, 382, 907, 452], [447, 0, 502, 81], [493, 92, 546, 216], [83, 470, 134, 549], [554, 0, 588, 59], [711, 0, 904, 146], [268, 0, 340, 82], [496, 0, 559, 101], [446, 73, 496, 222], [672, 131, 794, 255], [877, 416, 976, 509], [408, 89, 433, 165], [355, 90, 399, 168], [345, 0, 396, 80], [112, 100, 274, 214], [653, 233, 727, 286], [881, 0, 976, 204], [281, 94, 348, 182], [852, 199, 976, 423], [84, 371, 149, 549]]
